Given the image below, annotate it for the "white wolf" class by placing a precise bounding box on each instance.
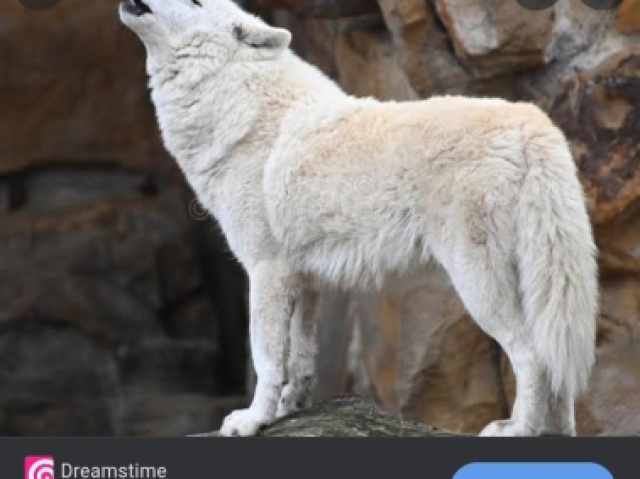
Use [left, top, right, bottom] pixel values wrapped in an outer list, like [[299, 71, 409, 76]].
[[120, 0, 598, 437]]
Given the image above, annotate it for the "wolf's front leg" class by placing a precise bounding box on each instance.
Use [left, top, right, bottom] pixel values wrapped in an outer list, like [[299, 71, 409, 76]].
[[220, 261, 298, 436], [277, 287, 319, 418]]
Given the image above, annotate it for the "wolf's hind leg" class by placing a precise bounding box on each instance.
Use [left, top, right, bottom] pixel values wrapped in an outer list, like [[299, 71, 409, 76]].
[[277, 287, 319, 418], [480, 359, 576, 436], [542, 390, 576, 436], [479, 342, 549, 436], [445, 255, 555, 436]]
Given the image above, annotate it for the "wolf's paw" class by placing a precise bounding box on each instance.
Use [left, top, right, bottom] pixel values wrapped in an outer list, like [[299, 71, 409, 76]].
[[219, 408, 272, 437], [276, 383, 312, 418], [479, 419, 539, 437]]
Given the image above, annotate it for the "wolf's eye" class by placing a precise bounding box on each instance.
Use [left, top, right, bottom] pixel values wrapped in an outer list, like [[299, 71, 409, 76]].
[[192, 0, 202, 6]]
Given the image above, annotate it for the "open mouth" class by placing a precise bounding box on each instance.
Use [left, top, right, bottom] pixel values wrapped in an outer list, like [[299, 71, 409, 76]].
[[122, 0, 152, 17]]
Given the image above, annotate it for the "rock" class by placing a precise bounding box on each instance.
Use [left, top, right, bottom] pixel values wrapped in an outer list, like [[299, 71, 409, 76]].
[[545, 0, 614, 64], [193, 396, 462, 437], [584, 273, 640, 435], [117, 339, 219, 396], [271, 10, 341, 78], [124, 395, 247, 437], [550, 45, 640, 226], [0, 171, 197, 341], [314, 290, 354, 401], [596, 213, 640, 276], [335, 26, 418, 100], [546, 47, 640, 433], [0, 167, 247, 435], [257, 0, 380, 17], [432, 0, 554, 76], [0, 399, 119, 437], [617, 0, 640, 33], [376, 0, 473, 97], [0, 0, 175, 177], [0, 326, 122, 436], [492, 1, 628, 107]]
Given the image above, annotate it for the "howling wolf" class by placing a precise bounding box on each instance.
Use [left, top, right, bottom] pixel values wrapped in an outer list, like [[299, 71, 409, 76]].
[[120, 0, 598, 437]]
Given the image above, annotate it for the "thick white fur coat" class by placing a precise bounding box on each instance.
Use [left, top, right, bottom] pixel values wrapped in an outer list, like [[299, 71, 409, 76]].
[[121, 0, 598, 437]]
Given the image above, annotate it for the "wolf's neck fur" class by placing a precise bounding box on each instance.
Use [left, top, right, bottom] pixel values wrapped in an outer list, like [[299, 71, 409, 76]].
[[148, 50, 344, 186]]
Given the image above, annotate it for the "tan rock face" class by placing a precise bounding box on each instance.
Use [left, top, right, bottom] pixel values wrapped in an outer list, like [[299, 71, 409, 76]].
[[271, 10, 341, 76], [588, 274, 640, 435], [376, 0, 473, 97], [551, 45, 640, 226], [550, 51, 640, 435], [0, 0, 175, 176], [335, 27, 417, 100], [267, 0, 640, 436], [617, 0, 640, 33], [432, 0, 554, 76]]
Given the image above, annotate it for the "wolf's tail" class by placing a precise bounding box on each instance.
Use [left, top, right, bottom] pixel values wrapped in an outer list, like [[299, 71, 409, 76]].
[[517, 126, 598, 398]]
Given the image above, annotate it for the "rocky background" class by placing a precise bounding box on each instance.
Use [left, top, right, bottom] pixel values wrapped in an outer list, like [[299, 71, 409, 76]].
[[0, 0, 250, 436], [1, 0, 638, 436]]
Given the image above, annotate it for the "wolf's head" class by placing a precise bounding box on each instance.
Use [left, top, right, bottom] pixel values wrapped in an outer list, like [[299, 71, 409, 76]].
[[120, 0, 291, 72]]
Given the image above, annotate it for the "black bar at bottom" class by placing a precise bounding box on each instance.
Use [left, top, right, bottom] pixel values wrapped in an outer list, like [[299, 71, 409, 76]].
[[3, 437, 638, 479]]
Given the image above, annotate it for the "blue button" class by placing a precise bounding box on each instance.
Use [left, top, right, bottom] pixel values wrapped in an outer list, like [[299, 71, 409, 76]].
[[454, 463, 613, 479]]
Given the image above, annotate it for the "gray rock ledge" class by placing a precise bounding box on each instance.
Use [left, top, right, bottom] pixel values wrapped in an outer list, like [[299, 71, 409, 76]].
[[191, 396, 466, 437]]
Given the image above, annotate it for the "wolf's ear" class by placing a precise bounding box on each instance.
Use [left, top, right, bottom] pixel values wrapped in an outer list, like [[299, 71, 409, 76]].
[[233, 23, 291, 61]]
